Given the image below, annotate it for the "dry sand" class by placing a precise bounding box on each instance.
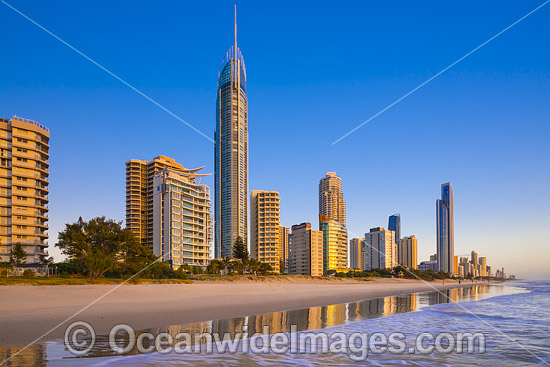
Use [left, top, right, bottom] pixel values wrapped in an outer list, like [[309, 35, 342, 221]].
[[0, 277, 489, 346]]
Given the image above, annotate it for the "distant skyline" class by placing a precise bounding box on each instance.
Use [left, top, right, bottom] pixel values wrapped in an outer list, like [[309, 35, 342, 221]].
[[0, 1, 548, 279]]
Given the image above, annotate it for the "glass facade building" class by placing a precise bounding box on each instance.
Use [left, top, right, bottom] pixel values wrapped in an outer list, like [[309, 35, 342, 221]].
[[388, 214, 401, 241], [214, 10, 248, 258], [436, 182, 454, 273]]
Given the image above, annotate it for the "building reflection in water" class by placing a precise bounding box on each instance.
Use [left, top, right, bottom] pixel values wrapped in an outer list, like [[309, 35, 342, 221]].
[[0, 284, 500, 364], [0, 344, 47, 367]]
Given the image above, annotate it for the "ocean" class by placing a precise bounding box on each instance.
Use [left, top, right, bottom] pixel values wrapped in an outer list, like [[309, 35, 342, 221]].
[[2, 281, 549, 366]]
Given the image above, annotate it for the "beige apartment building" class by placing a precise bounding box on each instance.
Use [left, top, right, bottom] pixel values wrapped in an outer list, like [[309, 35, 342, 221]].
[[152, 167, 212, 268], [0, 116, 49, 265], [250, 191, 281, 272], [320, 214, 348, 273], [288, 222, 323, 276], [126, 156, 194, 251], [319, 172, 346, 226], [396, 235, 418, 270]]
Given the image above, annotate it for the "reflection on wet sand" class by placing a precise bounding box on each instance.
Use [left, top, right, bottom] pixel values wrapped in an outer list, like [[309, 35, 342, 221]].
[[0, 284, 499, 365]]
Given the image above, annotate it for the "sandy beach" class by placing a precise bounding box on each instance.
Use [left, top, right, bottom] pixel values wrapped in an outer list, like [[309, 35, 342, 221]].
[[0, 278, 492, 346]]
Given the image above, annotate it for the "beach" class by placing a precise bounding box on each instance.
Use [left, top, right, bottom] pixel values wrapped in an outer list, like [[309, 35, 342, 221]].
[[0, 277, 491, 346]]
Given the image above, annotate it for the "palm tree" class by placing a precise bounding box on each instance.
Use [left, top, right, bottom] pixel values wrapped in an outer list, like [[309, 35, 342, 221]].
[[247, 258, 259, 275]]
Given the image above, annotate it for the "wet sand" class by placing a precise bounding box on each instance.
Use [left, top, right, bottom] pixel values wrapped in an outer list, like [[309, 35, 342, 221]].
[[0, 277, 491, 346]]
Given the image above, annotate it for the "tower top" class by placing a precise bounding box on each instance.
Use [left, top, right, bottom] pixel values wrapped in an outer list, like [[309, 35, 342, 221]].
[[234, 4, 237, 58]]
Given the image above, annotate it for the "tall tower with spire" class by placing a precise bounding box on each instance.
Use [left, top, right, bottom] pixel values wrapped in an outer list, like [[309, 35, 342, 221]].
[[436, 182, 454, 273], [215, 5, 249, 258]]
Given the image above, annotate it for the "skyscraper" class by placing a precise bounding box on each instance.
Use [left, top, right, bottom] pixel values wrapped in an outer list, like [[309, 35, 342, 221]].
[[470, 250, 478, 267], [319, 172, 346, 226], [436, 182, 454, 273], [0, 116, 49, 265], [215, 6, 248, 258], [388, 214, 401, 241], [250, 191, 281, 272], [479, 256, 487, 277]]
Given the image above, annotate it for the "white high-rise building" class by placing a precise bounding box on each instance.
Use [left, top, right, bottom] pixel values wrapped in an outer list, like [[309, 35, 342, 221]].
[[153, 167, 212, 268]]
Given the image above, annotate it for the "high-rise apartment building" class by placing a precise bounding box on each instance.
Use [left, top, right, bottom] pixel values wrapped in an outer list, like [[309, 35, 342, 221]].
[[126, 155, 193, 251], [0, 116, 49, 265], [388, 214, 401, 242], [215, 7, 249, 259], [319, 172, 346, 226], [279, 226, 290, 271], [288, 223, 323, 276], [479, 256, 487, 277], [365, 227, 396, 270], [250, 191, 280, 272], [152, 168, 212, 268], [470, 251, 478, 267], [436, 182, 454, 273], [349, 238, 365, 270], [320, 214, 348, 273], [396, 235, 417, 270]]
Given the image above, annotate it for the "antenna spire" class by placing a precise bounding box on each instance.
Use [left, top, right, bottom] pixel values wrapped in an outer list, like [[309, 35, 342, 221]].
[[234, 4, 237, 58]]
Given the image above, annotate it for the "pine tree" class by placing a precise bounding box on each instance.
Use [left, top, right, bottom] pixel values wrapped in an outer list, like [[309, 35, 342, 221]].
[[232, 236, 248, 262], [9, 243, 27, 267]]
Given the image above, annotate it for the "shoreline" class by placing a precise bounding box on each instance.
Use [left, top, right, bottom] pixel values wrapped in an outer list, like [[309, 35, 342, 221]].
[[0, 278, 499, 346]]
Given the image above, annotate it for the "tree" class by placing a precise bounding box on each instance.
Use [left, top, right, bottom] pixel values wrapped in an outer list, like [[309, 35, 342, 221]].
[[39, 255, 54, 267], [9, 243, 27, 267], [232, 236, 248, 263], [56, 216, 155, 279], [207, 259, 224, 274], [257, 262, 272, 275]]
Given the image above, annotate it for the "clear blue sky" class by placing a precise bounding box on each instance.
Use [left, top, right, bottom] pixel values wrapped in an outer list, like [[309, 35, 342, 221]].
[[1, 0, 548, 278]]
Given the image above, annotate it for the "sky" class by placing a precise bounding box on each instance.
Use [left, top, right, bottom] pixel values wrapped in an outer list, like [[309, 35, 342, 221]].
[[0, 0, 548, 279]]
